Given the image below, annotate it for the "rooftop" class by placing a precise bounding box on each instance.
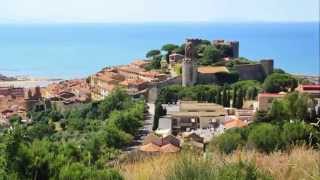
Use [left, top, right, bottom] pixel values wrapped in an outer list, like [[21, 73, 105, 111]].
[[197, 66, 229, 74]]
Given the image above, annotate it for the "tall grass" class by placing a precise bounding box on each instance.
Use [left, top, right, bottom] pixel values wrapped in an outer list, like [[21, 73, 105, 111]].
[[119, 146, 320, 180]]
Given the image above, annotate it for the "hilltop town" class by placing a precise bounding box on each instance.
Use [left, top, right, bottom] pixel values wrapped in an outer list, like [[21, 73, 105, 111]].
[[0, 38, 320, 179]]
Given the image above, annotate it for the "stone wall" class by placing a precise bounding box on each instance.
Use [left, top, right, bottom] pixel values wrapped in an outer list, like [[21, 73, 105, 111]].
[[235, 60, 274, 81], [147, 76, 182, 103]]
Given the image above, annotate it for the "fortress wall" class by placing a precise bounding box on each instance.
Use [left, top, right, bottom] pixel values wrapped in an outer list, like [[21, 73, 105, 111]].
[[147, 76, 182, 103], [235, 64, 266, 81]]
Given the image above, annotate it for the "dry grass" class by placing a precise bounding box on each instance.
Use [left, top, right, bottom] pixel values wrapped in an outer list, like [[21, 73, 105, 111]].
[[225, 146, 320, 180], [119, 153, 179, 180], [119, 146, 320, 180]]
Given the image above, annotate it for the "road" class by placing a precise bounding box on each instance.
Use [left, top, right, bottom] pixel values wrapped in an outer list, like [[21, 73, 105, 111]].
[[123, 103, 154, 152]]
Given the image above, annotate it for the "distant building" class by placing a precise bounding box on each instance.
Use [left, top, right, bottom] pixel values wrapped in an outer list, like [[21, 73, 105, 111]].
[[171, 101, 226, 134], [223, 118, 248, 130], [90, 61, 168, 101], [296, 84, 320, 98], [131, 59, 151, 69], [169, 53, 184, 65], [197, 66, 229, 84], [257, 93, 285, 111], [0, 87, 24, 98]]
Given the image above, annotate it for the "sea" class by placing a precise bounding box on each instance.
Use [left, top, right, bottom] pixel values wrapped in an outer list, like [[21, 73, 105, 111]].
[[0, 22, 319, 79]]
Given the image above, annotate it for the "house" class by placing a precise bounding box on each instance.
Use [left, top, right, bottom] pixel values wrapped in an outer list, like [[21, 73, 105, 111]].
[[140, 134, 181, 153], [131, 60, 150, 69], [155, 116, 172, 137], [296, 84, 320, 98], [171, 101, 226, 134], [235, 109, 255, 122], [257, 93, 285, 111], [197, 66, 230, 84], [223, 118, 248, 130]]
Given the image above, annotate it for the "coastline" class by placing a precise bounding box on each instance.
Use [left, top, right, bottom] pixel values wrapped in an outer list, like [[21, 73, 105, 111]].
[[0, 79, 62, 88]]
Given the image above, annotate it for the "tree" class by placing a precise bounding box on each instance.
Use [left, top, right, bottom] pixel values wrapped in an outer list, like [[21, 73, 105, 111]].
[[282, 122, 315, 147], [199, 45, 221, 65], [211, 130, 243, 154], [222, 86, 228, 107], [146, 49, 161, 59], [161, 44, 179, 53], [216, 88, 222, 105], [268, 100, 289, 122], [283, 92, 313, 121], [153, 102, 166, 130], [263, 73, 298, 93], [248, 123, 281, 153], [232, 87, 237, 108], [161, 44, 179, 62], [145, 55, 162, 70]]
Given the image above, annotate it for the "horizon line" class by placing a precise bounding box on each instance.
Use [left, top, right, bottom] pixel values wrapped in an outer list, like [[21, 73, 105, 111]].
[[0, 19, 319, 25]]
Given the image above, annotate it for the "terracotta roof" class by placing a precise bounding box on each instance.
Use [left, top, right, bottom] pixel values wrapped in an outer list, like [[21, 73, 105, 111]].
[[172, 111, 225, 117], [258, 93, 285, 97], [163, 135, 180, 147], [183, 132, 204, 143], [197, 66, 229, 74], [139, 143, 161, 152], [119, 79, 147, 86], [301, 84, 320, 91], [132, 60, 150, 66], [180, 101, 225, 112], [160, 143, 180, 153], [224, 118, 247, 129], [143, 133, 161, 145]]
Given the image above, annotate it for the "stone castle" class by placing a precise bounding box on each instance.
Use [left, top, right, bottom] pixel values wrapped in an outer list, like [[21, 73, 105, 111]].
[[181, 38, 274, 86]]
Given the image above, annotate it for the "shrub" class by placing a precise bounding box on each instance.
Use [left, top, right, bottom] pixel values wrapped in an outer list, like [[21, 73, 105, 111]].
[[248, 123, 282, 153], [211, 129, 244, 154], [216, 161, 272, 180], [263, 73, 298, 93], [166, 155, 215, 180], [166, 154, 272, 180], [282, 121, 318, 147]]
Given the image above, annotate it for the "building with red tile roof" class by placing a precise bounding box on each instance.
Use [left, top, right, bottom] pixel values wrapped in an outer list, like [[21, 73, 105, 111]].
[[257, 93, 286, 111]]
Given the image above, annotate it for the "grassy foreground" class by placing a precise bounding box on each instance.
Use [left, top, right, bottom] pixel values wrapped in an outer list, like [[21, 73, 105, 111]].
[[119, 146, 320, 180]]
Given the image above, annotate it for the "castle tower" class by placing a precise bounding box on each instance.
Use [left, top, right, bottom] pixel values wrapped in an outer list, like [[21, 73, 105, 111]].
[[230, 41, 239, 58], [182, 39, 199, 86], [260, 59, 274, 76]]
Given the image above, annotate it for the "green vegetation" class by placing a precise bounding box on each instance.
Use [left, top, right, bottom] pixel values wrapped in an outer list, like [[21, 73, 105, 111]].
[[211, 91, 320, 155], [263, 73, 298, 93], [144, 39, 250, 71], [157, 81, 262, 108], [199, 45, 222, 65], [256, 92, 317, 123], [146, 49, 161, 59], [0, 88, 145, 179], [166, 154, 272, 180]]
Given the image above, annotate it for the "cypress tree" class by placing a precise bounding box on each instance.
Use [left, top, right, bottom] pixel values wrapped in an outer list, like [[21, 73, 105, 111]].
[[238, 88, 244, 108], [226, 89, 231, 107], [232, 87, 237, 108], [216, 88, 222, 105], [222, 86, 228, 107]]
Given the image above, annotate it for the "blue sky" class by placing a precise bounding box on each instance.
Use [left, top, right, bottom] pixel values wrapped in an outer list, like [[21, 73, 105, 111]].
[[0, 0, 319, 23]]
